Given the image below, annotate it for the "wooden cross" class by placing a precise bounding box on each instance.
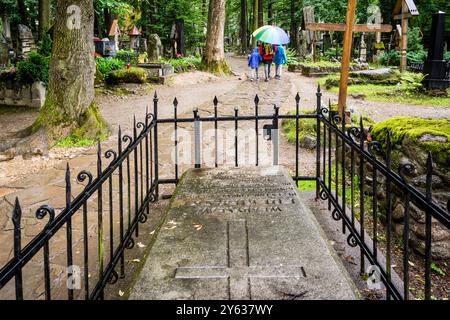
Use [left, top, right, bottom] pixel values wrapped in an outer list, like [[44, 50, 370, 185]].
[[393, 0, 420, 73], [305, 0, 393, 116]]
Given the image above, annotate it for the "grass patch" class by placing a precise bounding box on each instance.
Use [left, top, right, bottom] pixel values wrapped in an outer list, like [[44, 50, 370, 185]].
[[56, 132, 108, 148], [319, 81, 449, 107], [162, 56, 202, 73], [297, 180, 317, 191]]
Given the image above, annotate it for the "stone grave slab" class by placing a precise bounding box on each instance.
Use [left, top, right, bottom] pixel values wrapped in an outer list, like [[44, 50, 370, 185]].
[[130, 166, 359, 300]]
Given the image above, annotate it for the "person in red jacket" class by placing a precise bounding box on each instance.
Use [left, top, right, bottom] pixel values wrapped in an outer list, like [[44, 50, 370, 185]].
[[259, 42, 277, 82]]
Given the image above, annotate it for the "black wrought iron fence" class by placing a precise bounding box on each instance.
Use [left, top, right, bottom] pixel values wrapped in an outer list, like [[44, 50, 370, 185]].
[[0, 88, 449, 300]]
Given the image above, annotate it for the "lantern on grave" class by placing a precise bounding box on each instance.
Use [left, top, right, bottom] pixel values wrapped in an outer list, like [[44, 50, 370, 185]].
[[129, 26, 141, 51], [108, 19, 121, 53]]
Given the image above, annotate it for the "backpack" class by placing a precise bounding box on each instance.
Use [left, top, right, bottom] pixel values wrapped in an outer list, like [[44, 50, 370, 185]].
[[264, 44, 274, 56]]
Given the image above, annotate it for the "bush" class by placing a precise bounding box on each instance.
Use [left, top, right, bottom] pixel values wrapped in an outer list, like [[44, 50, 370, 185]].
[[162, 56, 202, 72], [107, 67, 147, 84], [96, 57, 126, 79], [285, 48, 300, 65], [37, 34, 53, 57], [16, 52, 50, 85], [323, 47, 343, 61], [378, 50, 400, 66], [444, 51, 450, 60], [116, 49, 138, 64]]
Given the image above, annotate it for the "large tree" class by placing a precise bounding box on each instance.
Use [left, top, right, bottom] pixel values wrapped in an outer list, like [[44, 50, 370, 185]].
[[38, 0, 50, 38], [202, 0, 230, 74], [240, 0, 247, 53], [32, 0, 107, 144]]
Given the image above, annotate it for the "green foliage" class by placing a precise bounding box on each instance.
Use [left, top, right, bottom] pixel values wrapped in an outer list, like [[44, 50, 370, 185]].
[[378, 51, 400, 66], [323, 47, 343, 61], [16, 52, 50, 85], [95, 57, 126, 79], [431, 263, 446, 276], [116, 49, 138, 64], [37, 34, 53, 57], [56, 135, 106, 148], [107, 67, 148, 84], [162, 56, 202, 72], [285, 48, 300, 65], [399, 72, 426, 92], [444, 52, 450, 60]]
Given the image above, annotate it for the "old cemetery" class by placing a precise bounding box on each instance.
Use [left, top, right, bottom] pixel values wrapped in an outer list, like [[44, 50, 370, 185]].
[[0, 0, 449, 303]]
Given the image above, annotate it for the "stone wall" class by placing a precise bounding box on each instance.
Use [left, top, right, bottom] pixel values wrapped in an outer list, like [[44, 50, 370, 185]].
[[0, 80, 45, 108]]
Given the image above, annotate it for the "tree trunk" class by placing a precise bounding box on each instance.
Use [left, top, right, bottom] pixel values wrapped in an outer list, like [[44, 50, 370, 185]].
[[290, 0, 299, 52], [17, 0, 29, 25], [268, 0, 273, 25], [202, 0, 230, 74], [240, 0, 247, 53], [252, 0, 258, 46], [38, 0, 50, 39], [33, 0, 108, 144], [258, 0, 263, 27]]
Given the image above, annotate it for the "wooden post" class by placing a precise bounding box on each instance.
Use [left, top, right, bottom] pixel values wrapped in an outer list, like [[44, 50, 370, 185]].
[[337, 0, 357, 116], [399, 0, 408, 72]]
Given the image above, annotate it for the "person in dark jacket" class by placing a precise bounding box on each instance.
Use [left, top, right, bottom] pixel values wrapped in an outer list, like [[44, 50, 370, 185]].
[[259, 42, 277, 82], [248, 47, 262, 81], [274, 45, 288, 80]]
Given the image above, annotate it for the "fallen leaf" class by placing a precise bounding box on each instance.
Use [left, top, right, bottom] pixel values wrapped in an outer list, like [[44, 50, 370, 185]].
[[149, 230, 155, 235], [165, 226, 177, 230], [408, 261, 415, 267], [193, 224, 203, 231], [132, 259, 140, 263], [137, 242, 146, 248], [119, 290, 124, 297]]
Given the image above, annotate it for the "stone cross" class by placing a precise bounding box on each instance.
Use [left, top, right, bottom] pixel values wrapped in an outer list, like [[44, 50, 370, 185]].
[[359, 33, 367, 63], [174, 219, 306, 300]]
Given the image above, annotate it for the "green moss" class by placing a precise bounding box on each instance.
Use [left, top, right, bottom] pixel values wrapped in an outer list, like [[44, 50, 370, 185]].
[[56, 134, 107, 148], [200, 58, 231, 76], [282, 110, 317, 144], [107, 67, 147, 84], [371, 117, 450, 166]]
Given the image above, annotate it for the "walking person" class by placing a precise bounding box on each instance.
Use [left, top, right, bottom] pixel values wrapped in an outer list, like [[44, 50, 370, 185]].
[[248, 47, 262, 81], [259, 42, 276, 82], [274, 44, 287, 80]]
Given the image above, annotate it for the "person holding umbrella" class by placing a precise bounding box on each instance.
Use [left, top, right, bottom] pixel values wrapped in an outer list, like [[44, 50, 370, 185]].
[[252, 26, 290, 82], [260, 42, 276, 82]]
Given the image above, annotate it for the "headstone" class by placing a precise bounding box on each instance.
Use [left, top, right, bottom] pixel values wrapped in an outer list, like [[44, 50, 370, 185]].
[[129, 26, 141, 50], [108, 19, 120, 53], [323, 32, 332, 52], [359, 33, 367, 63], [17, 24, 36, 56], [0, 35, 9, 67], [130, 167, 359, 300], [147, 34, 162, 62], [423, 12, 449, 89], [2, 16, 11, 40]]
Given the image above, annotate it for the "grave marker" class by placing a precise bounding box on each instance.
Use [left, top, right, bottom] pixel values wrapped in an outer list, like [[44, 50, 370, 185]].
[[130, 167, 358, 300]]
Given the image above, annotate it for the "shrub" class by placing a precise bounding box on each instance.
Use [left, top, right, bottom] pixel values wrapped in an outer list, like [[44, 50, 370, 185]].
[[285, 48, 300, 65], [107, 67, 147, 84], [323, 47, 343, 61], [96, 57, 126, 79], [16, 52, 50, 85], [116, 49, 138, 64], [444, 51, 450, 60], [378, 50, 400, 66], [162, 56, 202, 72], [37, 34, 53, 57]]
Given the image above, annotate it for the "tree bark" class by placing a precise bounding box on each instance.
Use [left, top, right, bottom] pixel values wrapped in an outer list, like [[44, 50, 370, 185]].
[[252, 0, 258, 47], [268, 0, 273, 25], [34, 0, 107, 143], [240, 0, 247, 53], [290, 0, 299, 52], [38, 0, 50, 39], [17, 0, 29, 25], [258, 0, 263, 27], [202, 0, 229, 74]]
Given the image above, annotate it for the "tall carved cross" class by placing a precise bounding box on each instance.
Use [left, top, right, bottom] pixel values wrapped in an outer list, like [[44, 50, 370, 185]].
[[305, 0, 393, 116]]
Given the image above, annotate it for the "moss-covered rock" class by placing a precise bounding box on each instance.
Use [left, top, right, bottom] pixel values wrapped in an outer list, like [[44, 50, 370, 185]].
[[107, 67, 148, 84]]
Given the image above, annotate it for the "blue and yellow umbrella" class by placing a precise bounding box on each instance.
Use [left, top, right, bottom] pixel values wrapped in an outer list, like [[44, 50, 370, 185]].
[[252, 25, 290, 45]]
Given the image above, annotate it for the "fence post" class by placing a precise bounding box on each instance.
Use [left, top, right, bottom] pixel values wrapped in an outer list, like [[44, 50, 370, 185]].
[[316, 85, 322, 199], [153, 92, 159, 200], [194, 108, 201, 169], [272, 105, 279, 166]]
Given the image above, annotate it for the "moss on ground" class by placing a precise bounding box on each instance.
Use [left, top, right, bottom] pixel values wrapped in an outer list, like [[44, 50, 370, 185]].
[[371, 117, 450, 166], [107, 67, 148, 84], [200, 58, 231, 76]]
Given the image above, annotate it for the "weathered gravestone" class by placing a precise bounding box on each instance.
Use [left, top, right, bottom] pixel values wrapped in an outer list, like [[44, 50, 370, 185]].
[[130, 166, 358, 300], [147, 34, 163, 62], [17, 24, 35, 56]]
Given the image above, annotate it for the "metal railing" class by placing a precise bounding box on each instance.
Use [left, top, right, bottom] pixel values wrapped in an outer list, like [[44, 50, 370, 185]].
[[0, 88, 449, 300]]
